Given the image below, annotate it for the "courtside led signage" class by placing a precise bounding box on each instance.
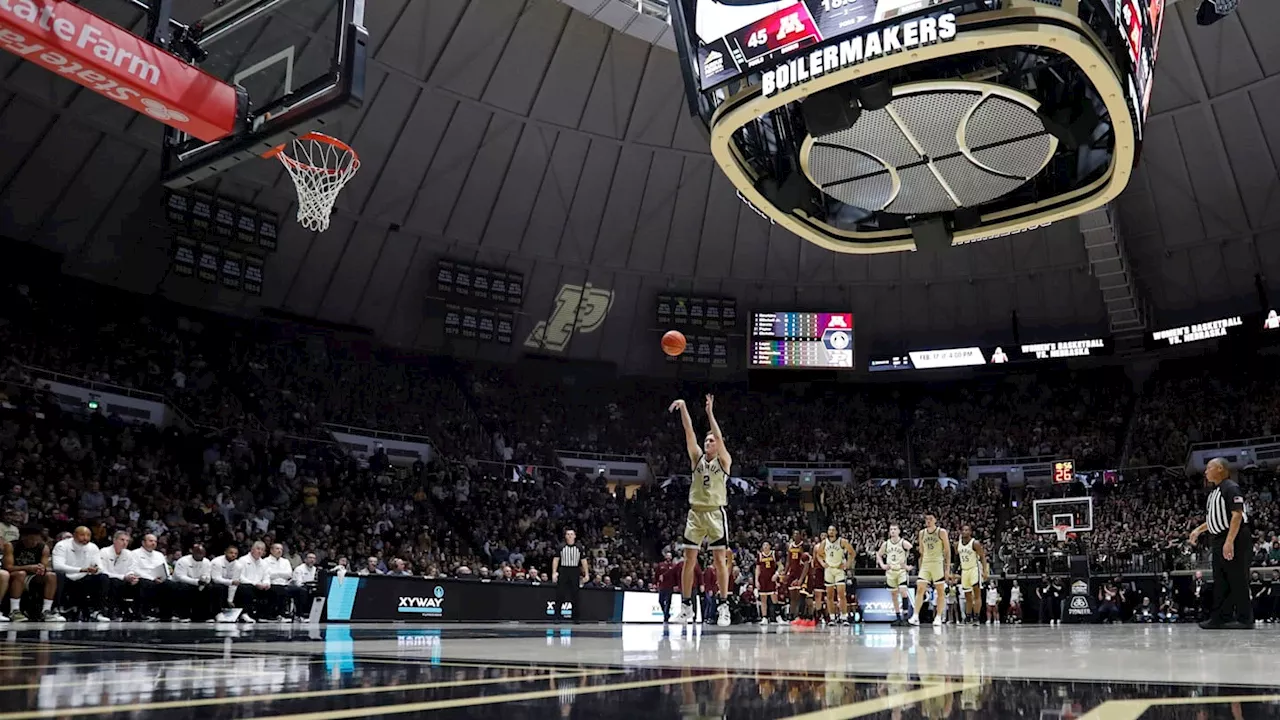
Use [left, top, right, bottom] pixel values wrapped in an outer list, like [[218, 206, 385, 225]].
[[761, 13, 957, 97]]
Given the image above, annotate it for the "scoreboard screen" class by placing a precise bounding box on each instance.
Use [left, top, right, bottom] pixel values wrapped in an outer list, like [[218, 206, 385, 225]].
[[749, 312, 854, 369], [692, 0, 957, 91], [869, 337, 1111, 371]]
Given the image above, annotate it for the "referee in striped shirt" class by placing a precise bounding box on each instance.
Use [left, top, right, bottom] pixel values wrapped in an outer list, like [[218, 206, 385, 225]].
[[1189, 458, 1253, 629], [552, 529, 589, 624]]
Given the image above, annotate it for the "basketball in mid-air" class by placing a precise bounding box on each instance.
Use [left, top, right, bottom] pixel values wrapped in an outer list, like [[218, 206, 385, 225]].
[[661, 330, 686, 357]]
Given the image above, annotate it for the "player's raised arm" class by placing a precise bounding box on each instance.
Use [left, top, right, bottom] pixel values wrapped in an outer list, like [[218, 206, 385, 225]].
[[704, 394, 732, 473], [668, 399, 700, 466]]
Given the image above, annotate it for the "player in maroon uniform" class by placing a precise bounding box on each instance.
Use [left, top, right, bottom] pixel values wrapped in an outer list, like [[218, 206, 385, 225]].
[[755, 541, 780, 625], [783, 530, 805, 620], [702, 561, 719, 625], [807, 545, 827, 625], [790, 550, 813, 627], [673, 555, 702, 623], [655, 550, 676, 623]]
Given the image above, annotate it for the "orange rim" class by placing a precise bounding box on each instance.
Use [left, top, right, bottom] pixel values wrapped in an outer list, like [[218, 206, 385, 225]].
[[262, 132, 359, 170]]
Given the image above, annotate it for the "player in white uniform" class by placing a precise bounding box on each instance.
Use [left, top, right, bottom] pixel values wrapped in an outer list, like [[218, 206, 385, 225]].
[[910, 513, 951, 627], [956, 524, 989, 626], [669, 394, 734, 627], [816, 526, 855, 626], [876, 524, 913, 626]]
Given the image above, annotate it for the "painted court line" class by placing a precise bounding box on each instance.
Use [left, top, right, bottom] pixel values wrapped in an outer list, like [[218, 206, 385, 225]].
[[238, 672, 735, 720], [783, 681, 981, 720], [1078, 694, 1280, 720]]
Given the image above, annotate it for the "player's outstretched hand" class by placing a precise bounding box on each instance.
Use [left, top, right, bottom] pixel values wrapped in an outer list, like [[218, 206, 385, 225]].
[[705, 394, 714, 413], [669, 399, 685, 413]]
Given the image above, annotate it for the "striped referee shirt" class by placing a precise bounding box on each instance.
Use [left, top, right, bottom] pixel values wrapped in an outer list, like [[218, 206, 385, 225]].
[[1207, 478, 1248, 535], [558, 544, 582, 577]]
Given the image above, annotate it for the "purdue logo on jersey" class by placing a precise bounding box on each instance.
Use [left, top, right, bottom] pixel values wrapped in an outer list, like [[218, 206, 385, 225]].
[[524, 283, 614, 352]]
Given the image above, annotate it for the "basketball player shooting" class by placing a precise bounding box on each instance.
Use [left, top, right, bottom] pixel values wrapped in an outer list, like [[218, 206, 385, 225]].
[[876, 523, 913, 626], [910, 513, 951, 627], [669, 394, 733, 626], [957, 524, 990, 626]]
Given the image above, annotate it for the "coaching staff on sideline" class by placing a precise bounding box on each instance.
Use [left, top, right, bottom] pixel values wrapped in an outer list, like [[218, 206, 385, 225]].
[[1189, 458, 1253, 629], [551, 529, 589, 624]]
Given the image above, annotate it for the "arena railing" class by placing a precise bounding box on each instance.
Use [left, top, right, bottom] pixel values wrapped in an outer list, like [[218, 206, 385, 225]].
[[968, 453, 1061, 466], [22, 365, 168, 403], [320, 422, 434, 446], [20, 363, 217, 432], [557, 449, 651, 464], [1185, 433, 1280, 471], [764, 460, 850, 470]]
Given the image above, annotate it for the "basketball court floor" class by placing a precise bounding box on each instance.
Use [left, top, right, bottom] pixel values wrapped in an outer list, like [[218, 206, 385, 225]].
[[1, 622, 1278, 718]]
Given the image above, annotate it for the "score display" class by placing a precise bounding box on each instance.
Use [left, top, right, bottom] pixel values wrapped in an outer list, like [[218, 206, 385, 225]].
[[1053, 460, 1076, 484], [693, 0, 955, 90], [749, 312, 854, 369]]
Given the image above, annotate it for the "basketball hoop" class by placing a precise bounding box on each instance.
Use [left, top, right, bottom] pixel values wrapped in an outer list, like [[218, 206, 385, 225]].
[[264, 132, 360, 232], [1054, 525, 1069, 543]]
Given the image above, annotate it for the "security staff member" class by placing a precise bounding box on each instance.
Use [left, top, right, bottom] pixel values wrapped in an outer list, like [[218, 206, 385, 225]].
[[551, 528, 589, 624], [1189, 457, 1253, 629]]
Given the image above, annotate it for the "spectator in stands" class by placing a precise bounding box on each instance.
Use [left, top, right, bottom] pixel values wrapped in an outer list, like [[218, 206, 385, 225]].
[[0, 509, 21, 543], [266, 543, 293, 620], [1096, 581, 1122, 623], [235, 541, 271, 623], [100, 531, 138, 620], [132, 534, 171, 621], [172, 544, 213, 622], [51, 526, 106, 622], [289, 552, 318, 619], [210, 545, 240, 618], [359, 557, 383, 576]]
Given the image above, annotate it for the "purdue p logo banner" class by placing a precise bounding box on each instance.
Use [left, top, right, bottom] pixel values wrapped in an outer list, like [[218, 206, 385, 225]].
[[524, 283, 614, 352]]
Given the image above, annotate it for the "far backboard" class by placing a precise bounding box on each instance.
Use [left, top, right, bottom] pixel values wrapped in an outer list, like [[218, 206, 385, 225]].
[[161, 0, 367, 188]]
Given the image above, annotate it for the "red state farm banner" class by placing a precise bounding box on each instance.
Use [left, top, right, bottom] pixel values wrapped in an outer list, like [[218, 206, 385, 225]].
[[0, 0, 240, 142]]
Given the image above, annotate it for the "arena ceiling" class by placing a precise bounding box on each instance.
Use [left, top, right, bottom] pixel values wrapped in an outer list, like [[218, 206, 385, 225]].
[[0, 0, 1278, 374]]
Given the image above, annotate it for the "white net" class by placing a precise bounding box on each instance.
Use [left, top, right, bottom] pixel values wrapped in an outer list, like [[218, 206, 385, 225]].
[[269, 133, 360, 232]]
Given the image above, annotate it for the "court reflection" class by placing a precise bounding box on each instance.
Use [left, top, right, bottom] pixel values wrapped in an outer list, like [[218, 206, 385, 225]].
[[0, 625, 1278, 719]]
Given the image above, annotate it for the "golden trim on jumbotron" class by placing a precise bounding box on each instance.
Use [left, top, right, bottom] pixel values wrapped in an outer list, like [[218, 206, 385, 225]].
[[707, 6, 1136, 254]]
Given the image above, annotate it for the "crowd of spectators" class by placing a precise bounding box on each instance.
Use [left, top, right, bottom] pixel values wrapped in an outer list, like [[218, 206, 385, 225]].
[[911, 370, 1131, 476], [5, 270, 1280, 625], [1127, 355, 1280, 467]]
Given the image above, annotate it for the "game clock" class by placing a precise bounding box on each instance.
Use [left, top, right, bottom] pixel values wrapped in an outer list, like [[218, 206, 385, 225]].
[[1053, 460, 1075, 484]]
